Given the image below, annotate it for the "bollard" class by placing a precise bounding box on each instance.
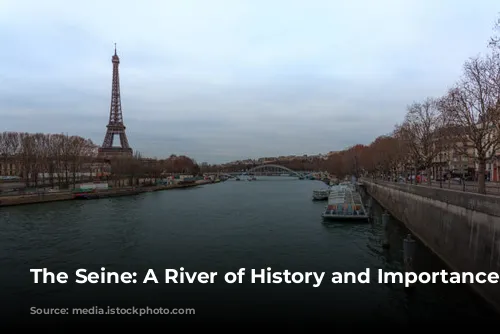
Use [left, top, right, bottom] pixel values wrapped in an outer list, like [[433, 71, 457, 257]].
[[381, 212, 390, 248], [403, 234, 416, 289]]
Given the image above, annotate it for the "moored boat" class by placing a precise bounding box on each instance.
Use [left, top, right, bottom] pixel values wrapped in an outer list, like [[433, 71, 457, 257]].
[[312, 189, 329, 201], [321, 185, 369, 222]]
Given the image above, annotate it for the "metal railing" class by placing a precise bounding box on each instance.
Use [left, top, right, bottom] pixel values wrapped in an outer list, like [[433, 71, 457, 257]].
[[365, 177, 500, 196]]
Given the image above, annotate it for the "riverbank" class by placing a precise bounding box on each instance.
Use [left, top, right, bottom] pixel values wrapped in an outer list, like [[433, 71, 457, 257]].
[[0, 180, 212, 207]]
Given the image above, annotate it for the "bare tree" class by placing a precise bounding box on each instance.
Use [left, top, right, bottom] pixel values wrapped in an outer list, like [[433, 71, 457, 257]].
[[368, 133, 408, 180], [129, 151, 144, 186], [31, 133, 47, 187], [38, 134, 52, 186], [50, 134, 65, 187], [0, 132, 20, 176], [398, 98, 446, 184], [68, 136, 87, 187], [439, 54, 500, 193], [19, 133, 35, 187]]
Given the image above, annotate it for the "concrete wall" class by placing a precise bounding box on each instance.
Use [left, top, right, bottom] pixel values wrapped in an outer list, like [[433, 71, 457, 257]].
[[362, 179, 500, 312], [0, 192, 73, 206]]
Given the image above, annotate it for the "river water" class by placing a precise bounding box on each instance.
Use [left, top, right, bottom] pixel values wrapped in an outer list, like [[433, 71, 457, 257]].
[[1, 177, 498, 327]]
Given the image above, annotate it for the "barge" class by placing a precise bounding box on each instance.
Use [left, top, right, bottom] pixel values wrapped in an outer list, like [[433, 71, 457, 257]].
[[321, 184, 369, 222]]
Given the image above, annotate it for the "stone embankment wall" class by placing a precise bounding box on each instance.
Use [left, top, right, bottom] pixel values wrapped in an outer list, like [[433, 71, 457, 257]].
[[0, 192, 73, 206], [0, 180, 211, 207], [362, 180, 500, 312]]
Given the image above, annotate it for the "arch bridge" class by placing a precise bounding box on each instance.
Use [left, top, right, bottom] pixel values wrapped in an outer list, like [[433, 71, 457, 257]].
[[246, 164, 303, 177]]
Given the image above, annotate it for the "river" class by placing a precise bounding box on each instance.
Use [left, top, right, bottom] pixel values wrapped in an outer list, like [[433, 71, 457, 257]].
[[1, 177, 498, 327]]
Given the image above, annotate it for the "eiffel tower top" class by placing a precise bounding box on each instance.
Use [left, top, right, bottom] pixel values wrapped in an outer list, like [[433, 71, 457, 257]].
[[112, 43, 120, 63]]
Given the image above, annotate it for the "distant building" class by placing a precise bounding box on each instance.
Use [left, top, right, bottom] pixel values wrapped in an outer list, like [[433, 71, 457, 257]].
[[430, 126, 476, 179], [0, 156, 21, 176]]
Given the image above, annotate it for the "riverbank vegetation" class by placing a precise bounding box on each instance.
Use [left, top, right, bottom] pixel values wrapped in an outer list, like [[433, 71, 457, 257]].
[[0, 132, 199, 189]]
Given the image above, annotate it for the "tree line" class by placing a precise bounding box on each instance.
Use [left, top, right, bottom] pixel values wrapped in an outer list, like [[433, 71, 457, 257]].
[[0, 132, 199, 189], [0, 132, 97, 188]]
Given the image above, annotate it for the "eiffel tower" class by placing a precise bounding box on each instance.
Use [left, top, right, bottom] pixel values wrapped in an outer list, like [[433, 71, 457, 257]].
[[98, 44, 133, 158]]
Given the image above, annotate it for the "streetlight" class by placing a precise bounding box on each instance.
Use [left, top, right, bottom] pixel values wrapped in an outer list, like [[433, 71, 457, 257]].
[[462, 160, 466, 192], [439, 153, 443, 188]]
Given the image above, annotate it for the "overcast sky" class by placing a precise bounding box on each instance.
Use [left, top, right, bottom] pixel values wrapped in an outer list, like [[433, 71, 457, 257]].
[[0, 0, 498, 163]]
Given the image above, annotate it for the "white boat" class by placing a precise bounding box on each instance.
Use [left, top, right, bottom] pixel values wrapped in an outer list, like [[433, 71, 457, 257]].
[[312, 189, 329, 201], [321, 185, 369, 222]]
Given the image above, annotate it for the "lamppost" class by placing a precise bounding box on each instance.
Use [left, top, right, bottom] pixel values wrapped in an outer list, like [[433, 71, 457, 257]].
[[462, 161, 466, 192], [439, 153, 443, 188]]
